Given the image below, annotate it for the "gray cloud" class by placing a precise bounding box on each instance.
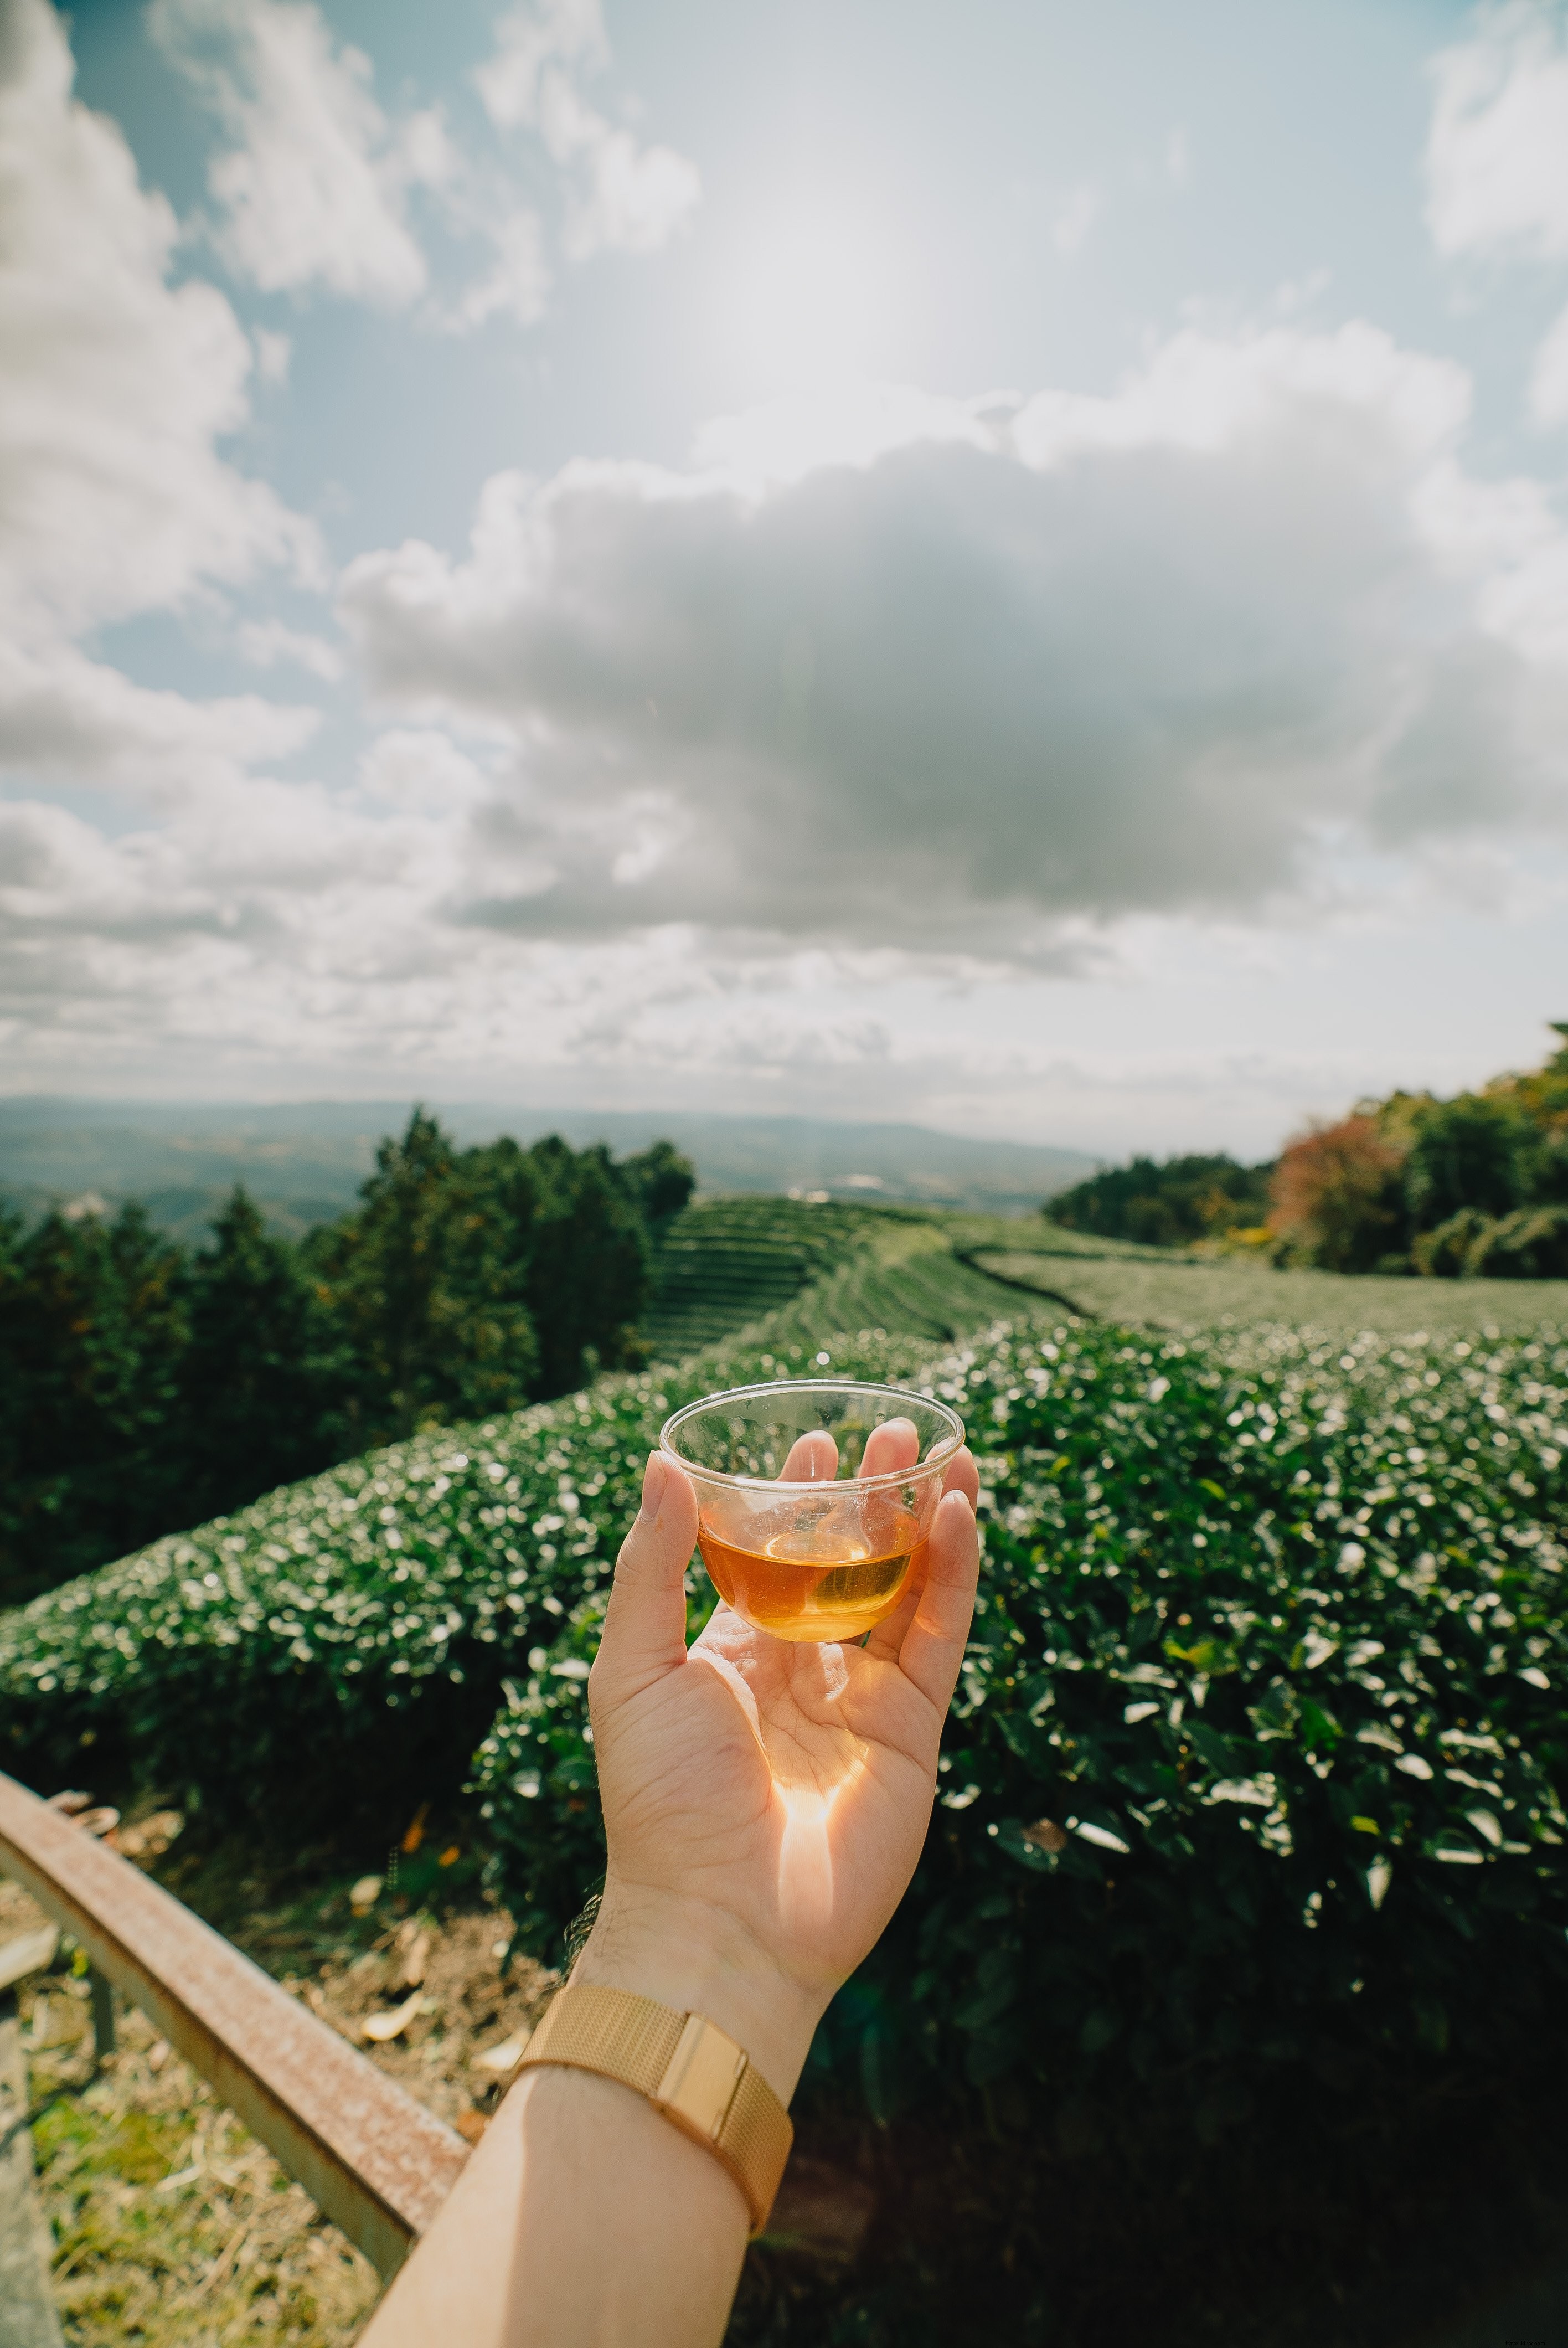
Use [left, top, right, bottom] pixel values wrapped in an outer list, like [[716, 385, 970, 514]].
[[339, 328, 1568, 957]]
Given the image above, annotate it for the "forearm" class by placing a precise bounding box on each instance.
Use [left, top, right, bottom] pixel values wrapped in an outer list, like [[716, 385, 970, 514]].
[[358, 2061, 750, 2348], [360, 1888, 823, 2348]]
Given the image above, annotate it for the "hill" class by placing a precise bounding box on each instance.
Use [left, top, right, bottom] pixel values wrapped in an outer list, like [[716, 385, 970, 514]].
[[0, 1098, 1096, 1239]]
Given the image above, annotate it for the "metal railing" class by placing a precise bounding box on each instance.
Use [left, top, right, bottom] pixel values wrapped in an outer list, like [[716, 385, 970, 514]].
[[0, 1773, 469, 2279]]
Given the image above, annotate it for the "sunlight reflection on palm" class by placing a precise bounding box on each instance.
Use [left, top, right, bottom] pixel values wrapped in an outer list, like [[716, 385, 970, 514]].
[[599, 1418, 979, 1997]]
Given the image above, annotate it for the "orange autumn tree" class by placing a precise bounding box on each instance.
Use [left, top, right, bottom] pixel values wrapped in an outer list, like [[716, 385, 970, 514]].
[[1269, 1114, 1407, 1273]]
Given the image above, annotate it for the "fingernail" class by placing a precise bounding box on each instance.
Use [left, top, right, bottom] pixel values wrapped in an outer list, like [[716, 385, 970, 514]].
[[639, 1452, 667, 1523]]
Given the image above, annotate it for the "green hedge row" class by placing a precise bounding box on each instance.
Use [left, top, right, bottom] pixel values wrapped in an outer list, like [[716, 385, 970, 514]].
[[0, 1327, 930, 1804], [6, 1303, 1568, 2338], [479, 1317, 1568, 2047], [472, 1317, 1568, 2341]]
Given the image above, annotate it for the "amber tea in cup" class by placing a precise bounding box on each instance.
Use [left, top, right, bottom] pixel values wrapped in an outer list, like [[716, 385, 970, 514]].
[[659, 1379, 964, 1643]]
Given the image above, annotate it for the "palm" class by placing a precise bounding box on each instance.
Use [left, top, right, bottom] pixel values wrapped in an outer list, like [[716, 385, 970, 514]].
[[591, 1445, 979, 2006]]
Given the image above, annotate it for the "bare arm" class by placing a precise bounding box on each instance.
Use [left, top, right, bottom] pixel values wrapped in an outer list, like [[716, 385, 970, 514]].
[[360, 1435, 979, 2348]]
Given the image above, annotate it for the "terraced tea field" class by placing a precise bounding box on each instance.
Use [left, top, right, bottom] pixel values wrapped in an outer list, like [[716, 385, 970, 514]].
[[648, 1197, 1568, 1351], [642, 1194, 1027, 1356], [967, 1230, 1567, 1336]]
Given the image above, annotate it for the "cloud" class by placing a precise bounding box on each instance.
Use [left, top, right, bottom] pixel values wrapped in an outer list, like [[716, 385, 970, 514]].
[[1051, 182, 1101, 257], [1425, 4, 1568, 428], [446, 207, 551, 332], [1530, 298, 1568, 420], [0, 637, 319, 800], [149, 0, 683, 328], [148, 0, 431, 305], [0, 0, 318, 639], [235, 618, 344, 683], [358, 728, 491, 811], [0, 0, 321, 806], [477, 0, 700, 259], [1426, 1, 1568, 259], [337, 325, 1568, 960]]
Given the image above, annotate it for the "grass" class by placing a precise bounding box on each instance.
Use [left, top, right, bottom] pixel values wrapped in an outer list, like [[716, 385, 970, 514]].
[[972, 1242, 1568, 1335], [0, 1816, 558, 2347]]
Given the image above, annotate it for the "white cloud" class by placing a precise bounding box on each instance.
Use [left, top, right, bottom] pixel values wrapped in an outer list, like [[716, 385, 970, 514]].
[[336, 325, 1568, 960], [477, 0, 700, 259], [149, 0, 430, 305], [253, 327, 292, 383], [0, 0, 318, 639], [1426, 1, 1568, 258], [446, 207, 552, 331], [0, 0, 321, 809], [235, 618, 344, 683], [1530, 297, 1568, 420], [1426, 4, 1568, 429], [0, 638, 319, 800], [1051, 182, 1100, 257], [358, 728, 491, 811]]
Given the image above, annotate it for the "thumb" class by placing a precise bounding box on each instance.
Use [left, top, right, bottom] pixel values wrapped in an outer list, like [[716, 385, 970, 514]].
[[591, 1453, 700, 1705]]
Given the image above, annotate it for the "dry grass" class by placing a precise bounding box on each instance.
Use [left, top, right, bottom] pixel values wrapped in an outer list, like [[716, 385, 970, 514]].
[[0, 1843, 555, 2347]]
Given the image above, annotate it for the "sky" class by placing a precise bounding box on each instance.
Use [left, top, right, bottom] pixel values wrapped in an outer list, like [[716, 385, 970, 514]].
[[3, 0, 1568, 1157]]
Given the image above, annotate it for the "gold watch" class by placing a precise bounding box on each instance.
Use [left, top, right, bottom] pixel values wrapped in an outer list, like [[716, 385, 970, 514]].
[[514, 1982, 793, 2235]]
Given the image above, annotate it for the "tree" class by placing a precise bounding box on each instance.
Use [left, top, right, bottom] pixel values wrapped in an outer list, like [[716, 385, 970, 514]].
[[175, 1188, 341, 1525], [618, 1140, 696, 1237], [1400, 1095, 1523, 1232], [522, 1136, 652, 1396], [1269, 1116, 1406, 1274], [0, 1203, 188, 1605], [305, 1111, 541, 1448], [1049, 1154, 1273, 1246]]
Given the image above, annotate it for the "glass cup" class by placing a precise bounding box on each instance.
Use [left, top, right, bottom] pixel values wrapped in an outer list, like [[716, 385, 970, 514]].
[[659, 1379, 965, 1644]]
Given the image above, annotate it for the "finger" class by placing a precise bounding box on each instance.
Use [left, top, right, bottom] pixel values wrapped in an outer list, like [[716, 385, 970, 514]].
[[780, 1430, 837, 1481], [860, 1418, 919, 1478], [590, 1453, 700, 1706], [942, 1444, 980, 1510], [894, 1487, 979, 1713], [863, 1446, 978, 1664]]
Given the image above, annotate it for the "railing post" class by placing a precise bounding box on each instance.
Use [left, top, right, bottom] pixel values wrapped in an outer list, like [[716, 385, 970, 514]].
[[87, 1970, 115, 2061]]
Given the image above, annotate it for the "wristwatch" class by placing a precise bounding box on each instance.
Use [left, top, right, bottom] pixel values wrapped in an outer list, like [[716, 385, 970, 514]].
[[514, 1981, 793, 2234]]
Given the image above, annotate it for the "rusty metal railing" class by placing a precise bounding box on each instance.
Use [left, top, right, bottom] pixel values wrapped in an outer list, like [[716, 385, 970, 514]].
[[0, 1773, 469, 2278]]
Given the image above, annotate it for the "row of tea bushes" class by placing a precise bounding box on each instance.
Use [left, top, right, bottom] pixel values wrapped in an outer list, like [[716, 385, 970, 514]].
[[0, 1325, 933, 1804], [6, 1301, 1567, 2336], [473, 1319, 1568, 2340]]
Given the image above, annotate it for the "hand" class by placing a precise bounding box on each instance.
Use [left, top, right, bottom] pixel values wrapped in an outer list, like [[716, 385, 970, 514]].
[[577, 1423, 981, 2099]]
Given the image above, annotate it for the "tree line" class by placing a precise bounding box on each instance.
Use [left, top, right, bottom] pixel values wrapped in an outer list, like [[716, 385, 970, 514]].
[[1048, 1153, 1274, 1247], [0, 1113, 693, 1608], [1269, 1026, 1568, 1275], [1046, 1023, 1568, 1278]]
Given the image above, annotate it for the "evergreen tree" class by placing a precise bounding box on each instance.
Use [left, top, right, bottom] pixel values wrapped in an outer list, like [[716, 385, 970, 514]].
[[305, 1110, 541, 1446], [0, 1203, 188, 1604], [520, 1136, 652, 1396], [175, 1187, 340, 1525]]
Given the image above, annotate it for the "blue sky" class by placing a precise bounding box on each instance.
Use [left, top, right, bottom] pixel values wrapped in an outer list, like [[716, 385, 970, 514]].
[[3, 0, 1568, 1154]]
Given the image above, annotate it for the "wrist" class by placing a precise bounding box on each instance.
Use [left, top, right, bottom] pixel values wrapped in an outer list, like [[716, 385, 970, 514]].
[[571, 1882, 825, 2103]]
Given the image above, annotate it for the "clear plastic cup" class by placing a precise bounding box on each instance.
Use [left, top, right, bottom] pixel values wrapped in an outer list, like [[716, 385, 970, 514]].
[[659, 1379, 965, 1644]]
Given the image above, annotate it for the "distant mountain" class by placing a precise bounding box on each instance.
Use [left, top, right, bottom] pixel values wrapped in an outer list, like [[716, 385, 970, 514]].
[[0, 1098, 1097, 1238]]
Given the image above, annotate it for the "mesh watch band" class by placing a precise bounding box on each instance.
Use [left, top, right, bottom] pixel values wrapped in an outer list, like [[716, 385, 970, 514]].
[[514, 1982, 793, 2235]]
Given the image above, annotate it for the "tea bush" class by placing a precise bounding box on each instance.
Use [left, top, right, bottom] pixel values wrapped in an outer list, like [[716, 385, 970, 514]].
[[0, 1327, 932, 1805], [473, 1317, 1568, 2341], [7, 1292, 1568, 2338]]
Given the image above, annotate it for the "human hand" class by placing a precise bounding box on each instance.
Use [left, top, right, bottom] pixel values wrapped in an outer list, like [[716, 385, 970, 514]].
[[576, 1423, 981, 2099]]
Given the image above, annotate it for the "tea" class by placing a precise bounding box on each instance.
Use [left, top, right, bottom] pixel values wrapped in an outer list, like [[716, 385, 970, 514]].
[[697, 1495, 926, 1642]]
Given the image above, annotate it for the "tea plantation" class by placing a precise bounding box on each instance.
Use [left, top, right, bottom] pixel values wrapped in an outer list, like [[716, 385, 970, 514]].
[[3, 1199, 1567, 2344]]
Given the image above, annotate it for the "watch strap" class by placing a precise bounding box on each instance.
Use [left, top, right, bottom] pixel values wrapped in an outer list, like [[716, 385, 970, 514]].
[[514, 1982, 793, 2235]]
